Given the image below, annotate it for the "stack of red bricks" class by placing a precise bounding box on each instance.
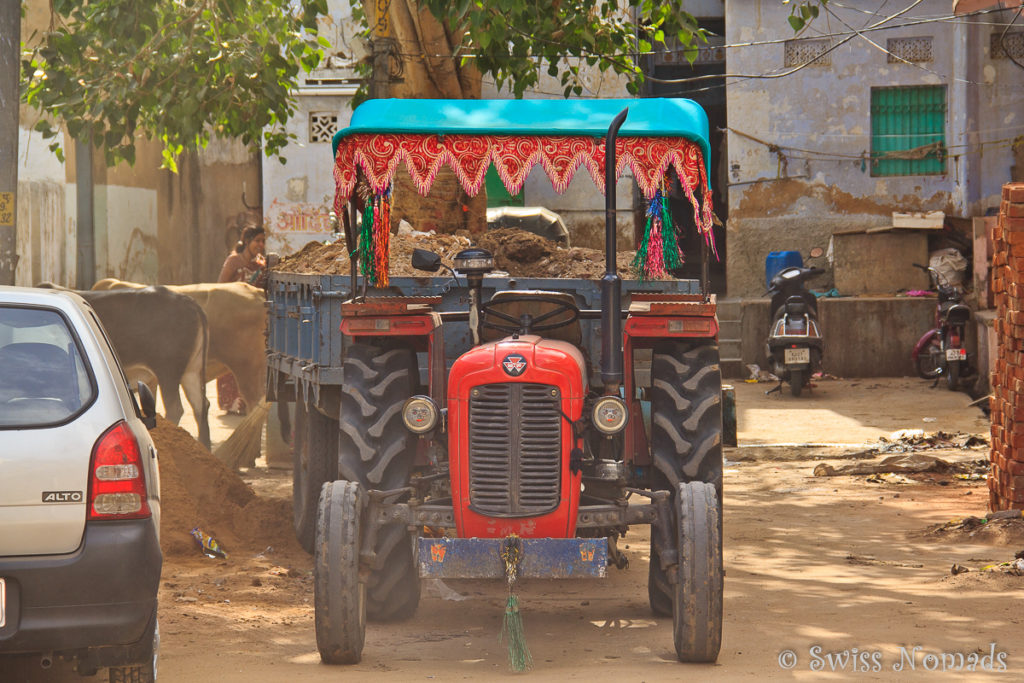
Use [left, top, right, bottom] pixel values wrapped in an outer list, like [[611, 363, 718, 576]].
[[990, 181, 1024, 511]]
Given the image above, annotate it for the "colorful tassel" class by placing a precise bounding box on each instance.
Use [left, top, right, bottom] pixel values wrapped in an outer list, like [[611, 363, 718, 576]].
[[632, 181, 683, 280], [357, 185, 393, 288]]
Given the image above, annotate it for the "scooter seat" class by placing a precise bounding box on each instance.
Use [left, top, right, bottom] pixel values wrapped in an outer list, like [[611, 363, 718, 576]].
[[784, 295, 807, 316]]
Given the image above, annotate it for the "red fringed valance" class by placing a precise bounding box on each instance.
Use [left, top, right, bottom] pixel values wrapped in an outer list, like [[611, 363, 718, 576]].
[[333, 133, 713, 233]]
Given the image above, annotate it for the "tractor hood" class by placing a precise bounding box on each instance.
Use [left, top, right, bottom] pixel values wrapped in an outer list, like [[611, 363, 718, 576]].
[[447, 335, 588, 400]]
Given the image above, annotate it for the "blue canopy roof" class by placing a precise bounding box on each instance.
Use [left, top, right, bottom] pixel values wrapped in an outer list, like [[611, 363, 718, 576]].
[[332, 98, 710, 165]]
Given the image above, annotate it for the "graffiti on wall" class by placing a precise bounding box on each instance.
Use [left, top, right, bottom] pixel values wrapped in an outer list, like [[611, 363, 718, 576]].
[[267, 199, 333, 234]]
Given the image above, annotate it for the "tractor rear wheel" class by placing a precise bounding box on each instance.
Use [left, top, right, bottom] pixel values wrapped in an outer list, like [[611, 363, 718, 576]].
[[315, 480, 366, 664], [338, 343, 421, 621], [673, 481, 723, 663], [647, 342, 723, 616], [292, 399, 337, 554]]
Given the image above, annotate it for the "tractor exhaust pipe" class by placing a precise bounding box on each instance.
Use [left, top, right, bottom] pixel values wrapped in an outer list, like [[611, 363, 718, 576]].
[[601, 108, 628, 391]]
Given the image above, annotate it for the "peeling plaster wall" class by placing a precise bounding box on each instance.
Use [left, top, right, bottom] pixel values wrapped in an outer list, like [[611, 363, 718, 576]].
[[263, 94, 352, 258], [263, 0, 358, 258], [724, 1, 1024, 297], [93, 184, 159, 284], [14, 127, 74, 287]]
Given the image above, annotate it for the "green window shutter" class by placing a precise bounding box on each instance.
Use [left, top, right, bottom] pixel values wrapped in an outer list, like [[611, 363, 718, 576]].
[[870, 85, 947, 177], [484, 164, 525, 207]]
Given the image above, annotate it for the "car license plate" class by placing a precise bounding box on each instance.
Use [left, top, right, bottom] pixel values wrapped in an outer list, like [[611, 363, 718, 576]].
[[1, 577, 5, 628], [784, 347, 810, 365], [945, 348, 967, 361]]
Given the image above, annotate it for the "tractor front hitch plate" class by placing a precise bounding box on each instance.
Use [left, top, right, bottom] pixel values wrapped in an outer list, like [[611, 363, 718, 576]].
[[418, 537, 608, 580]]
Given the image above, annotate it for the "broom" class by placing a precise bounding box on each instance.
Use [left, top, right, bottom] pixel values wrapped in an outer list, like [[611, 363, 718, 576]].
[[213, 399, 270, 469]]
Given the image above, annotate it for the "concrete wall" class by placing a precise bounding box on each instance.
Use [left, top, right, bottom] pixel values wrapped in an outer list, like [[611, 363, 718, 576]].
[[724, 1, 1024, 297], [264, 93, 353, 258], [14, 124, 74, 287], [16, 9, 260, 288], [739, 296, 937, 377], [262, 0, 359, 257]]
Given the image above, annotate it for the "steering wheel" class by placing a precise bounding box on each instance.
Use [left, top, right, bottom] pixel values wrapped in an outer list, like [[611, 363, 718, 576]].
[[480, 294, 580, 335]]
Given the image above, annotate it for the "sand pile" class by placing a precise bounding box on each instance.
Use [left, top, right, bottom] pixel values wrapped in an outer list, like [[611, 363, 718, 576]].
[[273, 231, 472, 276], [151, 417, 299, 558], [272, 227, 642, 280]]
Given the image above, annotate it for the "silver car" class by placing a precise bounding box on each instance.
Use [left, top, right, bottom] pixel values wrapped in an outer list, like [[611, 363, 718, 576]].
[[0, 286, 161, 681]]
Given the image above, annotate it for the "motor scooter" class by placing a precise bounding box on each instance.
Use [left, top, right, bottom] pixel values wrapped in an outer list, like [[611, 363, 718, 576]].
[[911, 263, 972, 391], [765, 266, 825, 397]]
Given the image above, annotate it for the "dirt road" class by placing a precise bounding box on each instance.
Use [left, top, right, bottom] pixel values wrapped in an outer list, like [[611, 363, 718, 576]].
[[145, 380, 1024, 679]]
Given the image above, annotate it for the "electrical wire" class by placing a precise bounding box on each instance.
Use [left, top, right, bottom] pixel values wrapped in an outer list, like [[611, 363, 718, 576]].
[[385, 5, 1016, 65], [822, 0, 978, 85]]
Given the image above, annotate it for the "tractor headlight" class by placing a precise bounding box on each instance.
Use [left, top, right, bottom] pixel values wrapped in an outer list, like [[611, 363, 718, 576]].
[[592, 396, 628, 435], [402, 396, 439, 434]]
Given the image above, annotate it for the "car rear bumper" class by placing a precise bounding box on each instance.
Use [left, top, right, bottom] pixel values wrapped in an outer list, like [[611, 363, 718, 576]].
[[0, 519, 161, 657]]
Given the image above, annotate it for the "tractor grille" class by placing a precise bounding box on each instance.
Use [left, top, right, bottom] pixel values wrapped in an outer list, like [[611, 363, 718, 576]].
[[468, 383, 562, 517]]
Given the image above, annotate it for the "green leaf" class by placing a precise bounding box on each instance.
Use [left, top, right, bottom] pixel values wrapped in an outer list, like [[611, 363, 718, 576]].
[[788, 15, 805, 32]]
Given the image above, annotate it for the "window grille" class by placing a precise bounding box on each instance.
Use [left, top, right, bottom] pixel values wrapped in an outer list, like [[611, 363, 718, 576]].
[[309, 112, 339, 144], [870, 85, 947, 177], [991, 31, 1024, 60], [784, 39, 831, 67], [887, 37, 933, 63]]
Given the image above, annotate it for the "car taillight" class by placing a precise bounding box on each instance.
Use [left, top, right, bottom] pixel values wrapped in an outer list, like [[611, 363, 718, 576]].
[[87, 421, 150, 520]]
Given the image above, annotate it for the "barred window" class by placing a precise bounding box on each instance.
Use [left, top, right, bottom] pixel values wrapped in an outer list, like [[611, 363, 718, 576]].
[[784, 39, 831, 67], [887, 37, 933, 63], [309, 112, 339, 144], [870, 86, 947, 177], [991, 31, 1024, 60]]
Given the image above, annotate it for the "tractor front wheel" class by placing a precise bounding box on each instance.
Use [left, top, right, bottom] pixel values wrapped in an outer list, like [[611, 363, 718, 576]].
[[314, 480, 366, 665], [673, 481, 723, 663]]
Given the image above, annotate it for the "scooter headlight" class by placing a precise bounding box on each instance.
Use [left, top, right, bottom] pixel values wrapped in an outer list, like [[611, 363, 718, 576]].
[[592, 396, 628, 435], [402, 396, 439, 434]]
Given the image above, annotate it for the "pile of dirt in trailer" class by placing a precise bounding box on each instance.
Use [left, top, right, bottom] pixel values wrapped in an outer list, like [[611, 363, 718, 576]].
[[272, 227, 644, 280], [151, 417, 300, 558]]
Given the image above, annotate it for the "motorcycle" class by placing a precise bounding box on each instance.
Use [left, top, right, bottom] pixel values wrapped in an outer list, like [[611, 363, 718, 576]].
[[911, 263, 972, 391], [765, 266, 825, 397]]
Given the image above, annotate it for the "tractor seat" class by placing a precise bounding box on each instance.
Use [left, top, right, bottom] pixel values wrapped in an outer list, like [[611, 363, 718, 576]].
[[480, 290, 582, 345]]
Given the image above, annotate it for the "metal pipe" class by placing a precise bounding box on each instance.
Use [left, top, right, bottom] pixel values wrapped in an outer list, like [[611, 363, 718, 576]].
[[601, 108, 628, 390], [75, 138, 95, 289]]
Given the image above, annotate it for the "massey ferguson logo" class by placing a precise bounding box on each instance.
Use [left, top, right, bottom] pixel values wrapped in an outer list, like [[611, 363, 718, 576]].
[[502, 354, 527, 376]]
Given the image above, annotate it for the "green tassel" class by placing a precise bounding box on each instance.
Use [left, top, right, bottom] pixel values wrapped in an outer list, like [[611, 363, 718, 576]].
[[500, 594, 533, 672], [359, 201, 374, 281], [632, 211, 653, 279], [661, 199, 683, 270]]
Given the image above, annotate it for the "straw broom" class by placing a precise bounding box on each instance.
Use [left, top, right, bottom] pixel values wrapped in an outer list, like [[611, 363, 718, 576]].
[[213, 399, 270, 469]]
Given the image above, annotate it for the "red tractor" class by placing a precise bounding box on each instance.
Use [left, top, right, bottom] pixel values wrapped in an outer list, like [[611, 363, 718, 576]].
[[272, 98, 723, 666]]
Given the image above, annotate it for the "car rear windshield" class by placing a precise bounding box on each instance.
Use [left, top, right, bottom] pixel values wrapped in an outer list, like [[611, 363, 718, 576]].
[[0, 306, 94, 428]]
